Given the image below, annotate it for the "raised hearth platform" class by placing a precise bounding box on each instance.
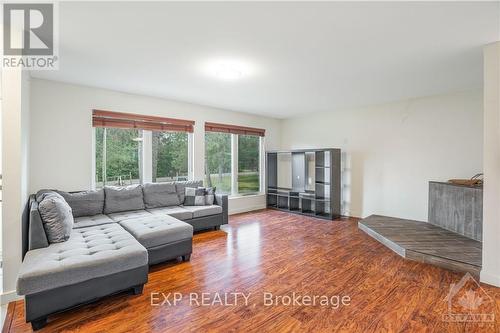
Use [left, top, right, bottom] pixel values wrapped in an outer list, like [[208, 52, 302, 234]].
[[358, 215, 481, 277]]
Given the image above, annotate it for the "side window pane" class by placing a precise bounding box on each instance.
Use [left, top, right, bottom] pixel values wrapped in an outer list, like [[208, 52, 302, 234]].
[[238, 135, 260, 194], [95, 127, 104, 188], [95, 127, 142, 187], [205, 132, 232, 194], [106, 128, 142, 186], [152, 131, 189, 182]]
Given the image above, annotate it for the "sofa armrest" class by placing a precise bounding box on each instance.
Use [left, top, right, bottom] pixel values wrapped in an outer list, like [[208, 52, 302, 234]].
[[28, 197, 49, 252], [215, 194, 228, 225]]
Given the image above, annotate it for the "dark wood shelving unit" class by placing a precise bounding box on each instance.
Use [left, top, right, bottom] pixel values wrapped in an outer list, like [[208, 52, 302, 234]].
[[266, 148, 341, 220]]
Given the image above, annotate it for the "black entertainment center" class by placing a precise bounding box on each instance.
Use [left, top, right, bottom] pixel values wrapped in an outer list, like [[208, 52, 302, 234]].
[[266, 148, 341, 220]]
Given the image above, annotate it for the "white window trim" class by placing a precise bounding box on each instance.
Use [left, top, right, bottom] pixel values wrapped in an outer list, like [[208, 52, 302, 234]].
[[91, 127, 96, 190], [138, 130, 144, 184], [188, 132, 194, 180], [142, 130, 152, 183], [259, 136, 265, 194], [231, 134, 238, 196]]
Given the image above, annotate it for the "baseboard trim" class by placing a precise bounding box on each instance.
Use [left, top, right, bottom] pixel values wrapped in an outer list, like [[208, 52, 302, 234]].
[[229, 205, 266, 215], [480, 270, 500, 287], [1, 290, 22, 305]]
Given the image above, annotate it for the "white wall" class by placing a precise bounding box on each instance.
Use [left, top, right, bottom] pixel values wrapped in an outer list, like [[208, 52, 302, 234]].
[[280, 90, 483, 221], [1, 70, 30, 303], [29, 78, 281, 213], [481, 42, 500, 287]]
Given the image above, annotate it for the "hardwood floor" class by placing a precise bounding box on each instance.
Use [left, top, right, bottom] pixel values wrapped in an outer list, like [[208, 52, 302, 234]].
[[4, 209, 500, 332]]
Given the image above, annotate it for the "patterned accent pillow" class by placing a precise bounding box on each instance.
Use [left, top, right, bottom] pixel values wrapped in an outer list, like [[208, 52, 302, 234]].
[[203, 187, 216, 205], [184, 187, 206, 206]]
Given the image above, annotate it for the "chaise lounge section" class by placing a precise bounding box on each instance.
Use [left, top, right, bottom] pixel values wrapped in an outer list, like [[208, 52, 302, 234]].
[[18, 220, 149, 330], [119, 215, 193, 264], [18, 180, 228, 330]]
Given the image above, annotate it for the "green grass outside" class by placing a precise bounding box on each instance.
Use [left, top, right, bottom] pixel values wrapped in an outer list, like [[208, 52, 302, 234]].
[[238, 173, 260, 193], [206, 173, 259, 195]]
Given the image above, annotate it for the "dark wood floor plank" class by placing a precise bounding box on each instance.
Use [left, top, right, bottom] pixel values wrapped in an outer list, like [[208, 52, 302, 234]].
[[2, 302, 16, 333], [358, 214, 482, 276], [4, 209, 500, 332]]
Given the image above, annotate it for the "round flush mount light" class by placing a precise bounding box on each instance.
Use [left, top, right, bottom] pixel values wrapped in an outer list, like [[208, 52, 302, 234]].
[[201, 58, 256, 81], [215, 64, 243, 80]]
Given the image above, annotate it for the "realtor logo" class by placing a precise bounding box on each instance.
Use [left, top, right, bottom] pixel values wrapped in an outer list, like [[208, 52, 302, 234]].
[[2, 2, 58, 69], [443, 273, 495, 323]]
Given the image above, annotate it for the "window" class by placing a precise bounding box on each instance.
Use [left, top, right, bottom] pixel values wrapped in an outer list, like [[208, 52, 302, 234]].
[[95, 127, 143, 187], [205, 122, 264, 196], [238, 135, 260, 194], [93, 110, 194, 187], [92, 111, 264, 194], [152, 131, 189, 182], [205, 132, 232, 194]]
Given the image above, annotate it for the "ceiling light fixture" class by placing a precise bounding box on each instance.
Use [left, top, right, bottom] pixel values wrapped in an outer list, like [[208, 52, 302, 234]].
[[215, 63, 243, 80], [202, 58, 256, 81]]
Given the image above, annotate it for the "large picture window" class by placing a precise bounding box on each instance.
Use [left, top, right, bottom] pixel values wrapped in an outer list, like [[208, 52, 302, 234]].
[[92, 111, 264, 195], [93, 110, 194, 187], [238, 135, 260, 194], [152, 131, 189, 182], [205, 122, 264, 196], [95, 127, 143, 187], [205, 132, 232, 194]]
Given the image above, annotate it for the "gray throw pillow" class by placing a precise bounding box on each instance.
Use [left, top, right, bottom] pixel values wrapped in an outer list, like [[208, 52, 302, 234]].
[[56, 189, 104, 217], [35, 189, 57, 203], [104, 185, 145, 214], [184, 187, 206, 206], [142, 182, 180, 208], [38, 193, 74, 243]]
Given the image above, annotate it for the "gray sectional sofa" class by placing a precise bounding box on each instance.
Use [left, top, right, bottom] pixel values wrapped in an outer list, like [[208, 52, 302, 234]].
[[18, 180, 228, 330]]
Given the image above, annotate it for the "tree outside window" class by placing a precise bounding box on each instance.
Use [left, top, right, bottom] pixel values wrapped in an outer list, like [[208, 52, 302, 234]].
[[238, 135, 260, 194], [95, 124, 261, 194], [205, 132, 232, 194], [204, 132, 261, 195], [95, 127, 142, 187], [152, 131, 189, 182]]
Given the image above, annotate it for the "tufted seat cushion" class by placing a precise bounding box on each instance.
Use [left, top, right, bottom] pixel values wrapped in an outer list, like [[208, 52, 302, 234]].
[[146, 206, 193, 220], [73, 214, 115, 229], [119, 215, 193, 249], [107, 209, 153, 222], [17, 223, 147, 295]]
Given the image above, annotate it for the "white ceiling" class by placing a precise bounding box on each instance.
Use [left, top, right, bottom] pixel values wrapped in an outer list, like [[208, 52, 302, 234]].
[[32, 2, 499, 118]]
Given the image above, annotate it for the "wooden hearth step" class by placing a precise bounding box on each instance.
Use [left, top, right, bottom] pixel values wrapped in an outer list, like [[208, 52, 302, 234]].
[[358, 214, 482, 278]]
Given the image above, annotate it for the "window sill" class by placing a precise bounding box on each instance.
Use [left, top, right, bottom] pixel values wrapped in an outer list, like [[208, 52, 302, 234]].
[[228, 193, 265, 200]]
